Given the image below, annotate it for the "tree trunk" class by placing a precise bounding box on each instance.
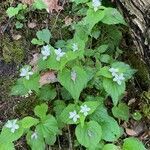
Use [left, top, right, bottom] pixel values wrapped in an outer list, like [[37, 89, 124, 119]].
[[116, 0, 150, 68]]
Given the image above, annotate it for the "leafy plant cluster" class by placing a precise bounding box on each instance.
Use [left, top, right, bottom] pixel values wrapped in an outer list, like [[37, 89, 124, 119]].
[[1, 0, 147, 150]]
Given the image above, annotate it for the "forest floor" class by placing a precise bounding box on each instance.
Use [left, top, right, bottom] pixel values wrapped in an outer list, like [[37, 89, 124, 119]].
[[0, 0, 150, 149]]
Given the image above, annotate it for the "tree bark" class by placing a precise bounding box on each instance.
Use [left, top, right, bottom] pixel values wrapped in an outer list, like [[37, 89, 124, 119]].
[[116, 0, 150, 67]]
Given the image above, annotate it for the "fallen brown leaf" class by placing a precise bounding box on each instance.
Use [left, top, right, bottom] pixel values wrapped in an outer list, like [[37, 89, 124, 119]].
[[128, 98, 136, 105], [30, 53, 40, 66], [28, 22, 37, 28], [64, 16, 72, 26], [39, 71, 57, 86], [21, 0, 34, 5], [43, 0, 63, 13], [29, 53, 40, 72], [12, 34, 22, 40], [125, 128, 137, 136]]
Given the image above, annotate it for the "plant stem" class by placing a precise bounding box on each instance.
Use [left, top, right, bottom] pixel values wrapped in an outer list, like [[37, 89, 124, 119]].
[[68, 125, 73, 150]]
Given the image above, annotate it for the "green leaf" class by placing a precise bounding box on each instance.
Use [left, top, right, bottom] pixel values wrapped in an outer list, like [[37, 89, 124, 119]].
[[38, 46, 79, 71], [102, 144, 119, 150], [55, 40, 66, 48], [20, 117, 39, 129], [36, 29, 51, 44], [111, 62, 136, 80], [45, 134, 56, 145], [23, 73, 40, 93], [38, 85, 56, 101], [100, 54, 111, 63], [16, 14, 25, 20], [17, 3, 27, 10], [71, 0, 89, 4], [34, 103, 48, 119], [97, 66, 112, 78], [81, 101, 100, 116], [6, 7, 19, 18], [0, 139, 15, 150], [91, 104, 122, 142], [11, 79, 29, 96], [75, 121, 102, 148], [6, 4, 27, 18], [42, 115, 59, 135], [15, 21, 23, 29], [1, 121, 24, 142], [123, 137, 146, 150], [132, 111, 142, 121], [53, 100, 66, 118], [91, 30, 101, 39], [103, 78, 125, 105], [36, 115, 59, 138], [53, 100, 66, 128], [79, 101, 100, 127], [102, 8, 126, 25], [61, 87, 72, 100], [101, 117, 122, 142], [73, 24, 88, 50], [33, 0, 47, 10], [26, 130, 45, 150], [84, 8, 105, 32], [96, 44, 109, 53], [31, 38, 44, 45], [85, 66, 96, 81], [59, 104, 80, 124], [58, 66, 88, 100], [112, 103, 129, 121]]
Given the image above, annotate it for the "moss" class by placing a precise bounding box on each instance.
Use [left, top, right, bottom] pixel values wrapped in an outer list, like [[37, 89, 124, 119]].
[[2, 37, 24, 64], [0, 72, 37, 117], [140, 90, 150, 119], [142, 104, 150, 119], [0, 75, 39, 119], [0, 76, 15, 101], [14, 96, 39, 117], [127, 51, 150, 89]]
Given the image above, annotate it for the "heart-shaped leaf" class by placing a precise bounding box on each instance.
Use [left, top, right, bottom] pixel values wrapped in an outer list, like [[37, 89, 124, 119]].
[[112, 103, 129, 121], [36, 29, 51, 44], [75, 121, 102, 148], [34, 103, 48, 119], [58, 66, 88, 100], [123, 137, 146, 150]]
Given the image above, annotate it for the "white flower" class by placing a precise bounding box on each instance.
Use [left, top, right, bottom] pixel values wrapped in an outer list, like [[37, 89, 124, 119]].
[[109, 67, 119, 76], [24, 94, 29, 98], [20, 66, 33, 80], [80, 105, 91, 116], [92, 0, 101, 12], [22, 90, 33, 98], [72, 43, 78, 52], [41, 45, 51, 60], [113, 73, 125, 85], [69, 110, 80, 122], [28, 90, 33, 95], [31, 132, 38, 140], [71, 70, 77, 83], [5, 119, 19, 133], [54, 48, 66, 61]]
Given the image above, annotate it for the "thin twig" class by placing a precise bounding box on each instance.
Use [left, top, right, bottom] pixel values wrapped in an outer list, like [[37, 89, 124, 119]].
[[51, 0, 66, 32], [68, 125, 73, 150], [48, 146, 52, 150], [57, 135, 62, 150]]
